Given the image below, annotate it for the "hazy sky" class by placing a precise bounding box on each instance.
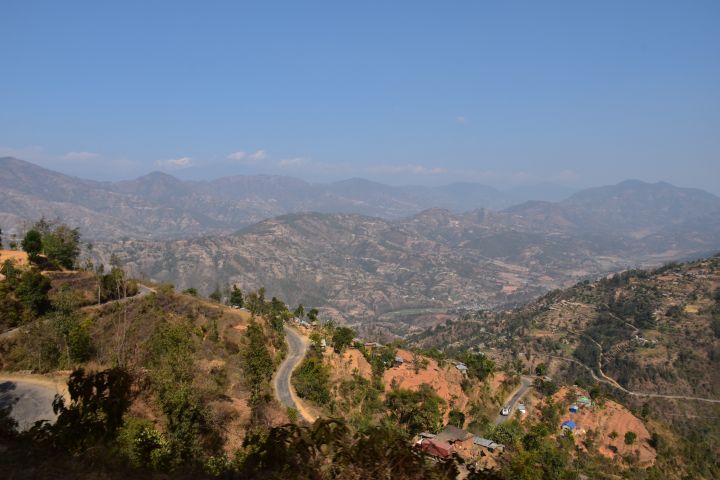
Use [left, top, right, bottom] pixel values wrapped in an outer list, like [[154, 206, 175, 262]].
[[1, 1, 719, 192]]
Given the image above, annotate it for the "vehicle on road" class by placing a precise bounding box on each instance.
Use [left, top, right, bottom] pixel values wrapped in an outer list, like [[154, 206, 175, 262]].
[[501, 406, 510, 416]]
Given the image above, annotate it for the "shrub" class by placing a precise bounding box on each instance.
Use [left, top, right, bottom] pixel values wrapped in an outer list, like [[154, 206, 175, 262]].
[[385, 384, 446, 435], [448, 410, 465, 428], [292, 350, 331, 405]]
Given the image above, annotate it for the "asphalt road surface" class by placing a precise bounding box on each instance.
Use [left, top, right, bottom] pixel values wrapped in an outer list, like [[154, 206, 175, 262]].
[[495, 376, 534, 425], [0, 380, 60, 431], [273, 325, 310, 418]]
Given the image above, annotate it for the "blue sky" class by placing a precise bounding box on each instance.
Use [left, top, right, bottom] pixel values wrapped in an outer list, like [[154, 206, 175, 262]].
[[1, 1, 719, 193]]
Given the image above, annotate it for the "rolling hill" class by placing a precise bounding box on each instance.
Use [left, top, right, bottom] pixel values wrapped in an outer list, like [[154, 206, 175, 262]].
[[90, 192, 720, 335], [0, 157, 573, 240]]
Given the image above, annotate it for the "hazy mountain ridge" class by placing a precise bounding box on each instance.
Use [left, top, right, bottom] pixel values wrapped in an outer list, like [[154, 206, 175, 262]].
[[3, 157, 720, 333], [1, 157, 576, 240], [91, 198, 720, 334]]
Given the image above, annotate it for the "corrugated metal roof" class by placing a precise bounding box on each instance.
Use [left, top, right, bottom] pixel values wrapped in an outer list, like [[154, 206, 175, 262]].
[[473, 437, 504, 450]]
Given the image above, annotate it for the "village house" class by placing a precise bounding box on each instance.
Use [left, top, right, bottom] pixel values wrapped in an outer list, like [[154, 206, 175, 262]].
[[418, 438, 453, 459], [435, 425, 475, 448], [561, 420, 577, 431], [474, 436, 505, 453], [417, 425, 506, 473]]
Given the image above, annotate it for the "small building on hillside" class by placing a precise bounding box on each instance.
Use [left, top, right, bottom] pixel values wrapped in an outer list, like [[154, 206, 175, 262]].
[[394, 355, 405, 366], [436, 425, 475, 449], [418, 438, 453, 459], [474, 437, 505, 453], [561, 420, 577, 431], [577, 396, 592, 408], [456, 363, 469, 375]]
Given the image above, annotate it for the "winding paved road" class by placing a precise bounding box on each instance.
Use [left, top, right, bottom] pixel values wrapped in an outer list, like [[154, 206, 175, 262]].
[[495, 376, 533, 425], [273, 325, 315, 422], [0, 378, 63, 431]]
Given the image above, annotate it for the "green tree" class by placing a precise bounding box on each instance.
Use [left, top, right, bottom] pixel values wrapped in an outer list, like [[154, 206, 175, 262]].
[[241, 321, 275, 406], [21, 229, 43, 262], [369, 345, 397, 377], [458, 351, 495, 381], [229, 285, 244, 307], [52, 367, 134, 449], [51, 286, 94, 364], [182, 287, 199, 296], [448, 409, 465, 428], [15, 269, 51, 317], [245, 291, 263, 315], [307, 308, 319, 323], [237, 419, 458, 479], [332, 326, 356, 354], [1, 259, 16, 281], [385, 384, 446, 434], [42, 224, 80, 269], [624, 431, 637, 445], [292, 350, 331, 405], [294, 303, 305, 319], [208, 285, 222, 303], [0, 280, 22, 329]]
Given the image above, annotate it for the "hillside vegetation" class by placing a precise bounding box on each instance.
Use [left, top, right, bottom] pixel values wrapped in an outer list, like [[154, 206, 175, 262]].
[[92, 181, 720, 334], [410, 254, 720, 478]]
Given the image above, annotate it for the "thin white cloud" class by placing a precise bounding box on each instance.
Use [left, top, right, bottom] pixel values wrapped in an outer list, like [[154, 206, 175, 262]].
[[62, 151, 98, 161], [455, 115, 466, 124], [367, 164, 448, 175], [226, 149, 267, 164], [278, 157, 306, 168], [249, 150, 267, 161], [156, 157, 193, 170], [227, 151, 248, 161]]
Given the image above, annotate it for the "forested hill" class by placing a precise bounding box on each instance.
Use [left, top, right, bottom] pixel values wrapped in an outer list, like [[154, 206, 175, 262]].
[[409, 255, 720, 478], [410, 254, 720, 400]]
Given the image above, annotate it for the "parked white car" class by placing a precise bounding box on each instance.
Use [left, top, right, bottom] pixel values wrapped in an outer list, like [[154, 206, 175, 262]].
[[501, 406, 510, 416]]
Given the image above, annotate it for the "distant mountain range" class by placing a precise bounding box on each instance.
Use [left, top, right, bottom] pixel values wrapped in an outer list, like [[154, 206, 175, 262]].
[[89, 182, 720, 333], [0, 157, 575, 240], [3, 156, 719, 332]]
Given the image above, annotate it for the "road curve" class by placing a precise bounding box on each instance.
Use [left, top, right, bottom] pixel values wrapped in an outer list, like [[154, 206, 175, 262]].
[[543, 354, 720, 404], [273, 325, 315, 423], [0, 378, 65, 431], [495, 376, 533, 425]]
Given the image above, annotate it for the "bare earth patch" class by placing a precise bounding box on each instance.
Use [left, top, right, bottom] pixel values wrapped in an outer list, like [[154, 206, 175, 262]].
[[383, 349, 469, 421], [553, 387, 656, 466], [0, 250, 29, 266]]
